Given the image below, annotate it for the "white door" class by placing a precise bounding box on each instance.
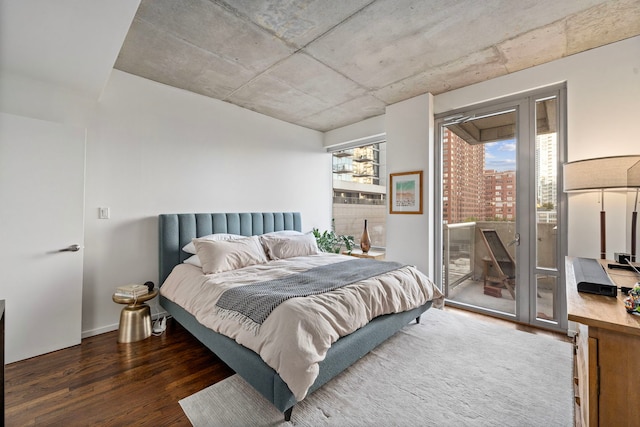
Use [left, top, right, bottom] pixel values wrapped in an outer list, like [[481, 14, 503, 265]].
[[0, 112, 85, 363]]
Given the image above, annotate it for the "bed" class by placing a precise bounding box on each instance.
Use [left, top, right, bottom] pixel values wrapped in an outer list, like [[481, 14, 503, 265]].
[[158, 212, 443, 421]]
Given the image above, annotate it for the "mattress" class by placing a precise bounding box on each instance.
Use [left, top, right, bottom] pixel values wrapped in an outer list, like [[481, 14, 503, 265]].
[[161, 253, 444, 400]]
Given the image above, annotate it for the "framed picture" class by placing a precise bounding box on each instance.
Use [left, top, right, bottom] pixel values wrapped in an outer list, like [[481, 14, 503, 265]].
[[390, 170, 423, 214]]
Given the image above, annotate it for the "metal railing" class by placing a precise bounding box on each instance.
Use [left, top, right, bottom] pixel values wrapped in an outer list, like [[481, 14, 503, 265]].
[[443, 222, 476, 297], [333, 197, 386, 205]]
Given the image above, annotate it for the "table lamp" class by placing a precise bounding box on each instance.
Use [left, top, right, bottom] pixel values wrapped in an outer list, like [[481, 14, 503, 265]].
[[563, 155, 640, 259], [629, 160, 640, 261]]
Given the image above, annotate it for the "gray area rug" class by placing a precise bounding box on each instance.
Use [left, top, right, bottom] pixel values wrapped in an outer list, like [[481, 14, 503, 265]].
[[180, 308, 573, 426]]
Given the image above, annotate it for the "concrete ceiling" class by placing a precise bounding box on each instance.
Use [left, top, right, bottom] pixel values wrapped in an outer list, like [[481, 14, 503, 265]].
[[115, 0, 640, 132]]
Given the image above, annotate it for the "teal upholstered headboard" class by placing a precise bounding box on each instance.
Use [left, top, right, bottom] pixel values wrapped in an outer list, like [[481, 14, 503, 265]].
[[158, 212, 302, 284]]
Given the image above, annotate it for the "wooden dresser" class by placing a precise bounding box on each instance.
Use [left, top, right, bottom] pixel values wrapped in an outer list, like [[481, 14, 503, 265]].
[[566, 258, 640, 426], [1, 300, 4, 427]]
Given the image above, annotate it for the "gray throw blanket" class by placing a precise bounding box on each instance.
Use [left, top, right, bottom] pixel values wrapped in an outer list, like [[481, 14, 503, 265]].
[[215, 258, 405, 334]]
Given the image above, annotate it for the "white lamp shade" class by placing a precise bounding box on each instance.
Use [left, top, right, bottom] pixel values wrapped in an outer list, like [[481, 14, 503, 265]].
[[629, 160, 640, 188], [563, 155, 640, 192]]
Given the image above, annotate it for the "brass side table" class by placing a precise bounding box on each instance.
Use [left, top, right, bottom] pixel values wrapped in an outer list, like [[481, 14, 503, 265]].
[[112, 289, 158, 343]]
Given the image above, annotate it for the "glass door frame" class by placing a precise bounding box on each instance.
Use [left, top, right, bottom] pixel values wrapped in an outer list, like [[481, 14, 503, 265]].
[[434, 84, 567, 332]]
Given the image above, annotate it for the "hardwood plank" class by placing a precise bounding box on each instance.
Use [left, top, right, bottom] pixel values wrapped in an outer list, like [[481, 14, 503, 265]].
[[4, 307, 569, 425], [5, 318, 233, 426]]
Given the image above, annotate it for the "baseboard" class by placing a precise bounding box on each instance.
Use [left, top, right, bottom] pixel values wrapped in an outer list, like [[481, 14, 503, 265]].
[[81, 309, 168, 339], [82, 324, 118, 339]]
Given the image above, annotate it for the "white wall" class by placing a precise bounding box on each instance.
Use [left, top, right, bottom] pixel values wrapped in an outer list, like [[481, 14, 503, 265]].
[[434, 36, 640, 260], [324, 115, 385, 149], [1, 69, 332, 338], [82, 70, 331, 336], [0, 72, 96, 127], [384, 94, 435, 275]]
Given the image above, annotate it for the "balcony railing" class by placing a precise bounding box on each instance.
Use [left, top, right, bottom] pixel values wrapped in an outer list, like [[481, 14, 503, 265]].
[[443, 222, 476, 297], [333, 166, 353, 174], [443, 220, 557, 306], [333, 197, 386, 205]]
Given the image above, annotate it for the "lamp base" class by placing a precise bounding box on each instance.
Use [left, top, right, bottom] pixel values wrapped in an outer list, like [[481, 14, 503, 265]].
[[600, 210, 606, 260]]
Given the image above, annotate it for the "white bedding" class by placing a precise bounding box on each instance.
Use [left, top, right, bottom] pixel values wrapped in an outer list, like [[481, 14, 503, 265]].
[[160, 253, 444, 401]]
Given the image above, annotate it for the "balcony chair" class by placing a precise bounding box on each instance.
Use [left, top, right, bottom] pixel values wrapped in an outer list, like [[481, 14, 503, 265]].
[[479, 229, 516, 299]]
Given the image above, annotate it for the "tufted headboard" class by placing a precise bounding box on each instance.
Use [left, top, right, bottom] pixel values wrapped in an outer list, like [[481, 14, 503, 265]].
[[158, 212, 302, 284]]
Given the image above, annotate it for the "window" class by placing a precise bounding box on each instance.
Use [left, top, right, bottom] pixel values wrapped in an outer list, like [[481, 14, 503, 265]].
[[331, 141, 387, 249]]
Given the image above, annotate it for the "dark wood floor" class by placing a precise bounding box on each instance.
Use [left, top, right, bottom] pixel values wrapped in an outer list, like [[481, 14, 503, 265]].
[[4, 307, 570, 426], [5, 318, 233, 426]]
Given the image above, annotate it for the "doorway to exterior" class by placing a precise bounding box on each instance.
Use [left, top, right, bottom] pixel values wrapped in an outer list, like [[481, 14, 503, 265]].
[[434, 85, 567, 332]]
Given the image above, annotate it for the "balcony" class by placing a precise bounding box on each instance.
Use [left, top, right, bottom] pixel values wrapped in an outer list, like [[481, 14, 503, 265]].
[[333, 166, 353, 174], [443, 220, 557, 320], [333, 196, 385, 205], [333, 151, 352, 158], [352, 155, 374, 162]]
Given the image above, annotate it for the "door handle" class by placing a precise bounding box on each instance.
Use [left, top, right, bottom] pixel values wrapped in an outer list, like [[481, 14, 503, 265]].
[[59, 244, 81, 252]]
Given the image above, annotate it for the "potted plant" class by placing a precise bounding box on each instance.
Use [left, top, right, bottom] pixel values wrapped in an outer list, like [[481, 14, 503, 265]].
[[312, 220, 354, 254]]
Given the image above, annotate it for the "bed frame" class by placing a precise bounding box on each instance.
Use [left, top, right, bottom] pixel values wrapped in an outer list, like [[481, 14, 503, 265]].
[[158, 212, 432, 421]]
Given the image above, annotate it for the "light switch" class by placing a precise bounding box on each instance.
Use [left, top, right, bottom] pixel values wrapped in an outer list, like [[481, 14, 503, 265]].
[[98, 207, 110, 219]]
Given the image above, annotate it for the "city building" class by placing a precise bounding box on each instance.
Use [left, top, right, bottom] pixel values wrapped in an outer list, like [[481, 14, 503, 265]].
[[332, 143, 387, 247], [536, 132, 558, 209], [442, 129, 485, 224], [484, 170, 516, 220]]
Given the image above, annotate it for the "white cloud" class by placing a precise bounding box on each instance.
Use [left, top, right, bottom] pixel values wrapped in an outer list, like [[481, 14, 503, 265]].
[[499, 142, 516, 152]]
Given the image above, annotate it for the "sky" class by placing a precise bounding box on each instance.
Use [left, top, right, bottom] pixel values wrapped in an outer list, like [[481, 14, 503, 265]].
[[485, 139, 516, 171]]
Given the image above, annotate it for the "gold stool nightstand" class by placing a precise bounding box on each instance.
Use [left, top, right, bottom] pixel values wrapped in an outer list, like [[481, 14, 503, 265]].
[[112, 289, 158, 343]]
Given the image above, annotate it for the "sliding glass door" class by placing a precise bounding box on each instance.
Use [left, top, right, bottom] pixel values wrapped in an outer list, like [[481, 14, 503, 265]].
[[435, 86, 567, 331]]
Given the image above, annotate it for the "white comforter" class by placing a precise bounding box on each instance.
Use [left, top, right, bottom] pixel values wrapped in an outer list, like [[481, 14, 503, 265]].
[[160, 253, 444, 401]]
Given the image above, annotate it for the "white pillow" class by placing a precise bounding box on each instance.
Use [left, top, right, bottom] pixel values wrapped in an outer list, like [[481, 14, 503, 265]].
[[194, 235, 268, 274], [259, 233, 319, 260], [182, 233, 244, 254], [183, 254, 202, 268], [262, 230, 303, 236]]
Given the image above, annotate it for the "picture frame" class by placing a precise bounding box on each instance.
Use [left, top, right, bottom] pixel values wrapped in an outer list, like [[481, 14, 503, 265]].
[[389, 170, 423, 214]]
